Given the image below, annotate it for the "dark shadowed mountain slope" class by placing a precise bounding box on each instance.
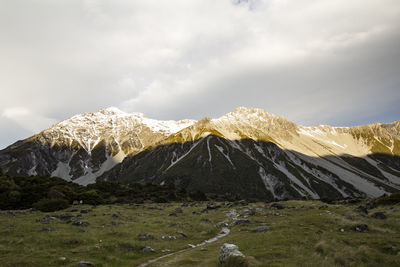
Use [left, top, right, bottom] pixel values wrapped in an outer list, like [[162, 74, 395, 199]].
[[99, 135, 399, 200]]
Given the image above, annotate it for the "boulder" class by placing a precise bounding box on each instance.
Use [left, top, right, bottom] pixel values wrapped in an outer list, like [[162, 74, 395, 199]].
[[354, 224, 369, 232], [252, 226, 269, 233], [175, 207, 183, 213], [365, 200, 376, 210], [238, 200, 248, 206], [216, 222, 229, 228], [56, 214, 73, 222], [270, 203, 287, 210], [80, 209, 91, 214], [371, 212, 386, 219], [206, 202, 221, 210], [356, 200, 376, 214], [142, 246, 155, 252], [78, 261, 95, 267], [36, 216, 55, 224], [176, 230, 187, 238], [219, 243, 245, 264], [242, 209, 256, 216], [161, 235, 176, 240], [138, 232, 153, 239], [233, 219, 250, 225], [356, 205, 368, 214], [72, 221, 89, 227], [346, 198, 360, 204]]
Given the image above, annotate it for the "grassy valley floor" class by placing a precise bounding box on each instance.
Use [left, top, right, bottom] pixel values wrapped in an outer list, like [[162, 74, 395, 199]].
[[0, 200, 399, 266]]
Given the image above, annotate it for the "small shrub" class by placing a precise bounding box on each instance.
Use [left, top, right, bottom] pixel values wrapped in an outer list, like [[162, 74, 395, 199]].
[[376, 193, 400, 205], [8, 190, 21, 204], [314, 241, 326, 254], [334, 248, 353, 266], [47, 188, 66, 199], [189, 190, 208, 201], [154, 195, 168, 203], [78, 189, 104, 205], [33, 198, 69, 212], [356, 245, 371, 263], [50, 185, 75, 201], [0, 179, 14, 193], [135, 198, 144, 204], [118, 242, 142, 252]]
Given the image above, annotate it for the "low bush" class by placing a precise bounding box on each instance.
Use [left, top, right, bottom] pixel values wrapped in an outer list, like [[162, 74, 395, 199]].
[[376, 193, 400, 205], [314, 241, 326, 254], [33, 198, 69, 212], [78, 189, 104, 205]]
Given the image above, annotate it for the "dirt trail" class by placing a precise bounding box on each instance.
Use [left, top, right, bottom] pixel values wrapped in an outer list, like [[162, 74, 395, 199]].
[[137, 227, 230, 267], [137, 208, 238, 267]]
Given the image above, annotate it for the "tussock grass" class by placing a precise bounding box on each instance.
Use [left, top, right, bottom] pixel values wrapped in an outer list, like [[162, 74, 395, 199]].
[[0, 200, 399, 266], [314, 240, 326, 254]]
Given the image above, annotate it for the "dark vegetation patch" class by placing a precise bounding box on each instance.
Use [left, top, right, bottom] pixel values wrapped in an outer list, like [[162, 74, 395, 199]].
[[0, 173, 212, 211], [376, 193, 400, 206]]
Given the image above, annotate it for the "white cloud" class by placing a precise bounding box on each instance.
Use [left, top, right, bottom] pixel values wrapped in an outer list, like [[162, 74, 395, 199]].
[[1, 107, 57, 133], [2, 107, 30, 118]]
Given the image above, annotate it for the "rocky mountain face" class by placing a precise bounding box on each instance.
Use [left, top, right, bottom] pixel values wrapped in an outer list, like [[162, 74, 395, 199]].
[[0, 108, 194, 185], [0, 107, 399, 200]]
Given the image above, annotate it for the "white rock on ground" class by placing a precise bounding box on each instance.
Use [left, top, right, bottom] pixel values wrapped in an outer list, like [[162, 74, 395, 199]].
[[219, 243, 245, 264]]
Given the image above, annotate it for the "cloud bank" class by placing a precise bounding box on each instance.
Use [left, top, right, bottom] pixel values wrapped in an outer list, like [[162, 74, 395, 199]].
[[0, 0, 400, 148]]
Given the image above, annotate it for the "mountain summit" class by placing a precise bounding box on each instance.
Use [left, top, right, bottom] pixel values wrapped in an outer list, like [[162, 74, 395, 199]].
[[0, 107, 399, 200]]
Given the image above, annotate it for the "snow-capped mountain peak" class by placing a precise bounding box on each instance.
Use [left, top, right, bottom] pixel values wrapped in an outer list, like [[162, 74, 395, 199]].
[[99, 106, 128, 115], [0, 107, 399, 198]]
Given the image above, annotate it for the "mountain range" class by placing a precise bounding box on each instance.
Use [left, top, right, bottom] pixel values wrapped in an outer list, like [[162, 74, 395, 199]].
[[1, 107, 399, 200]]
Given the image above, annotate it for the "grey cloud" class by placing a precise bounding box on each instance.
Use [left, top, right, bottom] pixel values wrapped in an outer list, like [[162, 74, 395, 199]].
[[0, 117, 33, 149], [0, 0, 399, 148], [140, 28, 400, 126]]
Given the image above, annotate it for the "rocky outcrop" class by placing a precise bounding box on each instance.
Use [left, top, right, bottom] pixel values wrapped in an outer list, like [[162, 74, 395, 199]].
[[219, 243, 245, 264]]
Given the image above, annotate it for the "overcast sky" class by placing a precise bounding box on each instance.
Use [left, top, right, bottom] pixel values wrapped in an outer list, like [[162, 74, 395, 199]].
[[1, 0, 400, 149]]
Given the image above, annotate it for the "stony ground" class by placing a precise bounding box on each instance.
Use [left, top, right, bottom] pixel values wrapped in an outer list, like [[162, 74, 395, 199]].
[[0, 200, 399, 266]]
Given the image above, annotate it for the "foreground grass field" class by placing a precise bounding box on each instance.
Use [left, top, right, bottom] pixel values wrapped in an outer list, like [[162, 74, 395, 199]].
[[0, 200, 399, 266]]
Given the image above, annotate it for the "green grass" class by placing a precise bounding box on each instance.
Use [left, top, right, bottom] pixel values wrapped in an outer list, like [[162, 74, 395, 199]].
[[0, 200, 399, 266]]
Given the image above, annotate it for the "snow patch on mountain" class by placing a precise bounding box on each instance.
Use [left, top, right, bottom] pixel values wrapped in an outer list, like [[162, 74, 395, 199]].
[[215, 144, 235, 168], [74, 149, 126, 185], [364, 156, 400, 185], [283, 150, 349, 197], [165, 140, 201, 171], [52, 162, 72, 181], [274, 161, 319, 198], [142, 118, 195, 134], [258, 167, 279, 199], [293, 151, 388, 197]]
